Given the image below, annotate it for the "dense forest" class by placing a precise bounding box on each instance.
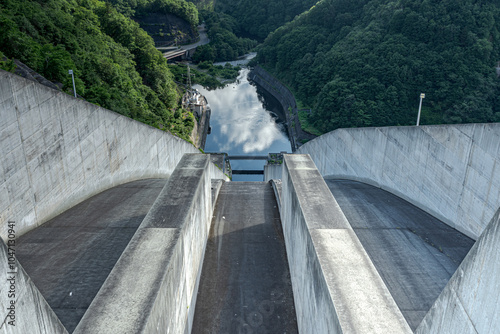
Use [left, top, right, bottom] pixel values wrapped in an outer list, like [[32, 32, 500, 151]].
[[256, 0, 500, 133], [192, 10, 257, 62], [107, 0, 198, 27], [0, 0, 196, 140], [213, 0, 318, 40]]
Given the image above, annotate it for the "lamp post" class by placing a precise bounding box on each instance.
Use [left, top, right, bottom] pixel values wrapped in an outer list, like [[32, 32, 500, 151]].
[[68, 69, 76, 98], [416, 93, 425, 126]]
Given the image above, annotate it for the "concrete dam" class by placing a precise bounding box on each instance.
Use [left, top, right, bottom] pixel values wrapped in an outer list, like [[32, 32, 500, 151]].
[[1, 69, 500, 334]]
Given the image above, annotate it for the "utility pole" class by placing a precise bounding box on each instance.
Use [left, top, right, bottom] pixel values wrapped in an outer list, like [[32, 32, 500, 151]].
[[187, 64, 192, 91], [68, 69, 76, 98], [416, 93, 425, 126]]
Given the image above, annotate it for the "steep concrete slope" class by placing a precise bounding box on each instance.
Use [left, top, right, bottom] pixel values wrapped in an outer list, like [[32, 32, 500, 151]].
[[325, 179, 474, 330], [417, 207, 500, 334], [0, 238, 68, 333], [15, 179, 166, 332], [192, 182, 298, 333]]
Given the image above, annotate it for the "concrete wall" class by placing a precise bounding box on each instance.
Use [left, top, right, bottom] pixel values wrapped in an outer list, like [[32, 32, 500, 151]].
[[0, 69, 198, 239], [416, 206, 500, 334], [280, 154, 411, 334], [297, 124, 500, 240], [74, 154, 223, 334], [250, 66, 299, 150], [0, 238, 67, 334]]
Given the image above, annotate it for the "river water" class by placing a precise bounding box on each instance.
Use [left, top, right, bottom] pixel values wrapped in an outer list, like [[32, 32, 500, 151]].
[[194, 65, 291, 181]]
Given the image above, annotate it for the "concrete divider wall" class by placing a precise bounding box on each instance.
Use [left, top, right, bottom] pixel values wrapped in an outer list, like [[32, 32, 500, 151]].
[[74, 154, 220, 334], [264, 164, 282, 181], [280, 154, 411, 334], [297, 124, 500, 239], [416, 206, 500, 334], [0, 238, 67, 334], [0, 69, 198, 239]]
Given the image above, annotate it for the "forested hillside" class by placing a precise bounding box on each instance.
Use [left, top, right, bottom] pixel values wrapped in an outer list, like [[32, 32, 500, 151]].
[[257, 0, 500, 133], [214, 0, 318, 40], [0, 0, 196, 140], [193, 10, 257, 62], [107, 0, 198, 26]]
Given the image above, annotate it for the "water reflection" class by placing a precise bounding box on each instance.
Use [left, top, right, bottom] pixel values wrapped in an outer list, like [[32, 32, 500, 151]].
[[194, 68, 291, 180]]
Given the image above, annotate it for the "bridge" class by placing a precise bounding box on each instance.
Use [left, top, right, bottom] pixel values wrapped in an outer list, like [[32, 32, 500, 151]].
[[161, 24, 210, 60], [1, 69, 499, 334]]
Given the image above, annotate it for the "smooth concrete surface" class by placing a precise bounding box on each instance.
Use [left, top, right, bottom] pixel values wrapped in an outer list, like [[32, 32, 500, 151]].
[[0, 69, 198, 239], [0, 238, 68, 334], [297, 124, 500, 240], [15, 179, 166, 332], [192, 182, 298, 333], [264, 163, 282, 181], [281, 154, 411, 334], [73, 154, 216, 334], [325, 179, 474, 330], [416, 207, 500, 334]]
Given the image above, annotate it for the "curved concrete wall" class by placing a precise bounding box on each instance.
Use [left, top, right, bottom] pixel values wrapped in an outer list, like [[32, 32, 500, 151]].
[[297, 124, 500, 240], [0, 69, 198, 239]]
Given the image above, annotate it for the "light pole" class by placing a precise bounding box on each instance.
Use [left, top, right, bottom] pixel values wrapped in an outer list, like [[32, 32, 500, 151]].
[[416, 93, 425, 126], [68, 69, 76, 98]]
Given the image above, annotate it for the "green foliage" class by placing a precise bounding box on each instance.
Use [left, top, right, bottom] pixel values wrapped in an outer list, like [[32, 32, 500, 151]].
[[0, 51, 16, 72], [213, 0, 318, 40], [107, 0, 198, 27], [193, 10, 257, 62], [257, 0, 500, 133], [0, 0, 194, 141]]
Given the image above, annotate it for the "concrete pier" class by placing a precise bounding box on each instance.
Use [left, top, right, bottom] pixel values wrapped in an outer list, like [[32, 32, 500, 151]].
[[0, 69, 198, 239], [280, 154, 412, 333], [73, 154, 223, 334]]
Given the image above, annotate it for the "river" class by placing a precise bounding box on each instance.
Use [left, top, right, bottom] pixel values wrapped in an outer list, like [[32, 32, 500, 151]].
[[193, 63, 291, 181]]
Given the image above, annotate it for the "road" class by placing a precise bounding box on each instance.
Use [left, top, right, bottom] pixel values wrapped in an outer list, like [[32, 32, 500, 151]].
[[162, 24, 210, 59]]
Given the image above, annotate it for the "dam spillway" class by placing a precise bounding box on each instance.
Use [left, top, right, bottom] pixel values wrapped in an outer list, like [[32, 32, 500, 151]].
[[2, 69, 500, 333], [12, 167, 473, 333]]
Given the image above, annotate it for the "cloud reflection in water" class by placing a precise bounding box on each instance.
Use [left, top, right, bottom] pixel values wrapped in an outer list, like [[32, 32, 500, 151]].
[[194, 68, 290, 155]]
